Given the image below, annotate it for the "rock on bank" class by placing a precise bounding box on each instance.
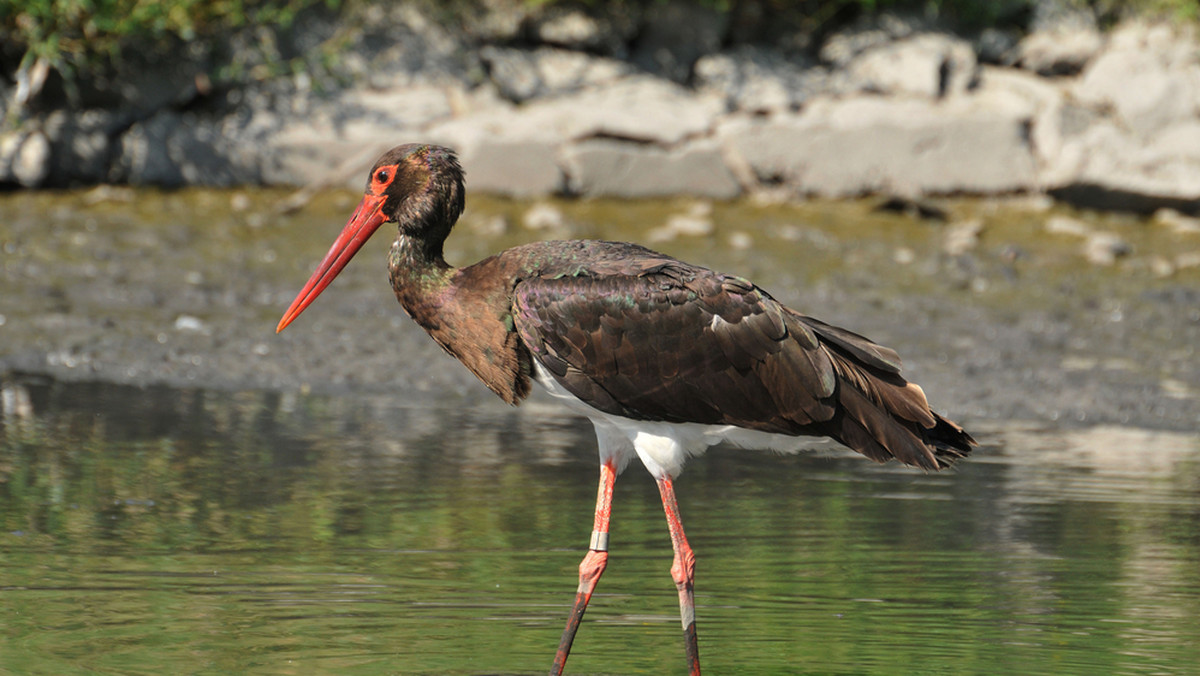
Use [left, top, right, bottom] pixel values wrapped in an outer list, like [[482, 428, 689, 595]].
[[2, 4, 1199, 213]]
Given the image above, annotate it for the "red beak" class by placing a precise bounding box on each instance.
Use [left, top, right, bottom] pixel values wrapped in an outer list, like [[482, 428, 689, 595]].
[[276, 193, 388, 333]]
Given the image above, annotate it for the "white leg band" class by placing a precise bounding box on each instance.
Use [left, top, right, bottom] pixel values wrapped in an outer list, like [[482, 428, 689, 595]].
[[589, 530, 609, 552]]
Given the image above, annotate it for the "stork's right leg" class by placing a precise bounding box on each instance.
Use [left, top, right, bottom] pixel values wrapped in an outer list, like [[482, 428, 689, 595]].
[[550, 460, 616, 676], [656, 475, 701, 676]]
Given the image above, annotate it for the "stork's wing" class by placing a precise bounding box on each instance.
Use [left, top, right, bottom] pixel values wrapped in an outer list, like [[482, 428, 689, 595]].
[[512, 261, 973, 469]]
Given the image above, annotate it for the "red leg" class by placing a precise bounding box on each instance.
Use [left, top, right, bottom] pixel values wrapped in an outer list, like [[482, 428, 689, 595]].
[[550, 460, 616, 676], [657, 476, 700, 676]]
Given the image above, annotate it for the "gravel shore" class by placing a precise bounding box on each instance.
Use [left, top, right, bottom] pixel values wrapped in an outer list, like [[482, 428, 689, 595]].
[[2, 188, 1196, 432]]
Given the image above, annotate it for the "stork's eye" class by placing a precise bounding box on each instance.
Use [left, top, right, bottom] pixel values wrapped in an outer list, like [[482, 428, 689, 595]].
[[376, 169, 390, 183]]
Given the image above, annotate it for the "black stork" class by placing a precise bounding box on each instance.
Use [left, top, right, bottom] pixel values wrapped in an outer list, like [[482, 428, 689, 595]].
[[276, 143, 975, 675]]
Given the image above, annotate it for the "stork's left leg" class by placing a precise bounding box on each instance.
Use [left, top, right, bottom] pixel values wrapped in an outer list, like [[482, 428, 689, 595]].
[[550, 460, 616, 676], [656, 476, 700, 676]]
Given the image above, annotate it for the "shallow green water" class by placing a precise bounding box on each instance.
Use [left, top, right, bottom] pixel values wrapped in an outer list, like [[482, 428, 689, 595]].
[[2, 376, 1198, 675]]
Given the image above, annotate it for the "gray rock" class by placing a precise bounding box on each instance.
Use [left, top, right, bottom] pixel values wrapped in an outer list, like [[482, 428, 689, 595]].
[[1084, 232, 1131, 266], [481, 46, 543, 102], [975, 66, 1067, 175], [1045, 215, 1092, 237], [727, 95, 1037, 197], [533, 50, 633, 96], [429, 75, 710, 154], [975, 28, 1021, 65], [632, 0, 728, 83], [39, 109, 119, 185], [846, 33, 977, 98], [944, 218, 985, 255], [456, 76, 721, 146], [1154, 208, 1200, 234], [461, 139, 563, 197], [1030, 0, 1098, 32], [2, 109, 119, 188], [1047, 119, 1200, 212], [7, 131, 52, 187], [482, 46, 633, 103], [115, 112, 261, 186], [460, 0, 529, 41], [694, 46, 826, 112], [561, 77, 724, 144], [564, 139, 740, 199], [1074, 23, 1200, 137], [1, 132, 24, 183], [818, 12, 931, 67], [1046, 26, 1200, 212], [350, 4, 474, 90], [528, 5, 637, 56], [523, 202, 565, 230], [647, 203, 716, 242], [257, 85, 453, 186], [1016, 28, 1104, 76]]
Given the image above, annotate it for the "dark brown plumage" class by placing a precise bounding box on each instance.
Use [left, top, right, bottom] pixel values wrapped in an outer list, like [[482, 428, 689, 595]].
[[277, 143, 976, 676]]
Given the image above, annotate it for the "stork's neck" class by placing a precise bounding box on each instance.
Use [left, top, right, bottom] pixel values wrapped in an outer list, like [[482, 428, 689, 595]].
[[385, 231, 532, 406], [388, 232, 454, 316]]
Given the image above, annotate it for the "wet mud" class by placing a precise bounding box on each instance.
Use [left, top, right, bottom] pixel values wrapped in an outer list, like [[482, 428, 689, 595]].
[[1, 188, 1197, 431]]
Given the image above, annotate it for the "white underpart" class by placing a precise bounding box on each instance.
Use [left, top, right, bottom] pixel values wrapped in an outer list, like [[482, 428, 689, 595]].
[[532, 361, 831, 479]]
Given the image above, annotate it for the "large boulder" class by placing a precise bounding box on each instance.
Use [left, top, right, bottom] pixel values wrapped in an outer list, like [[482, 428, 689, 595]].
[[1048, 120, 1200, 213], [1073, 22, 1200, 137], [694, 46, 827, 112], [114, 111, 261, 186], [461, 139, 564, 197], [1039, 22, 1200, 211], [435, 76, 723, 147], [0, 130, 52, 187], [726, 94, 1038, 197], [1015, 28, 1104, 76], [527, 5, 637, 56], [844, 33, 978, 98], [563, 139, 740, 199], [254, 85, 454, 186], [482, 46, 634, 103]]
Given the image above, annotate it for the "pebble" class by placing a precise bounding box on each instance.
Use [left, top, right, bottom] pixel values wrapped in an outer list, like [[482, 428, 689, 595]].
[[1153, 208, 1200, 235], [943, 218, 984, 256], [174, 315, 211, 334], [647, 202, 716, 242], [1083, 232, 1131, 266], [647, 214, 714, 242], [1150, 256, 1175, 278], [728, 231, 753, 250], [1176, 252, 1200, 269], [1045, 215, 1092, 237], [82, 185, 135, 205], [523, 203, 565, 230]]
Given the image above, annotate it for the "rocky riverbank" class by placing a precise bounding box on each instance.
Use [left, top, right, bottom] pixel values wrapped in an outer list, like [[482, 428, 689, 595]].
[[2, 3, 1200, 213]]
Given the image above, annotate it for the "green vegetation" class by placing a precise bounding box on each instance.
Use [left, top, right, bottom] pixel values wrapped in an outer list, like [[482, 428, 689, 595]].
[[1, 0, 338, 106], [3, 0, 330, 62], [2, 0, 1199, 104]]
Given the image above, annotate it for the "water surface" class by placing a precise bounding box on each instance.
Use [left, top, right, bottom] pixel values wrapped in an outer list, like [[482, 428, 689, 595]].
[[3, 376, 1198, 674]]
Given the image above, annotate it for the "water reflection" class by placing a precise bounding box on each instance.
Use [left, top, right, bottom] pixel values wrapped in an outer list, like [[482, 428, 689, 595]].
[[2, 375, 1198, 674]]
